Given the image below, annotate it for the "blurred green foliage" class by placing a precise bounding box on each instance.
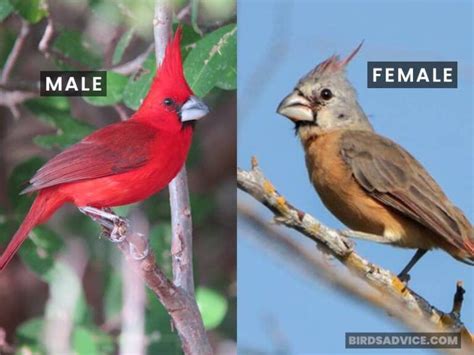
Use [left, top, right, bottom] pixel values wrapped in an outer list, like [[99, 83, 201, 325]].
[[10, 0, 48, 24], [1, 0, 235, 353]]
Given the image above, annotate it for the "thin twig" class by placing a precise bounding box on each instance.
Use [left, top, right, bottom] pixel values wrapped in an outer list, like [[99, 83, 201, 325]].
[[109, 44, 154, 75], [237, 158, 473, 349], [38, 17, 90, 70], [177, 4, 191, 21], [38, 18, 54, 56], [1, 19, 30, 84], [113, 104, 130, 121], [0, 328, 14, 354], [0, 89, 37, 119]]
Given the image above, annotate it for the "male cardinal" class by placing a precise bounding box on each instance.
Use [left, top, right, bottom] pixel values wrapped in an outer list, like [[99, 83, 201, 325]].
[[277, 44, 473, 279], [0, 27, 209, 270]]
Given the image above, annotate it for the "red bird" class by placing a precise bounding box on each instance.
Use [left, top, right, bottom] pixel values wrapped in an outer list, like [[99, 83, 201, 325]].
[[0, 27, 209, 270]]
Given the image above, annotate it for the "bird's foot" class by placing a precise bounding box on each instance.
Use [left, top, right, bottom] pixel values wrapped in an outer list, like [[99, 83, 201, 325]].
[[108, 219, 129, 243], [128, 233, 149, 261], [397, 271, 411, 285], [79, 206, 129, 243]]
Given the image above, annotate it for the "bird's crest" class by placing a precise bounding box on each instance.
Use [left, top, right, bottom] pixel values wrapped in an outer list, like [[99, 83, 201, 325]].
[[310, 42, 364, 77], [150, 26, 192, 96]]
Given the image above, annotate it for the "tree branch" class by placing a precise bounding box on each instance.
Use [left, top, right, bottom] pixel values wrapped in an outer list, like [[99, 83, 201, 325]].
[[84, 209, 211, 355], [83, 2, 211, 353], [0, 19, 30, 84], [238, 157, 473, 349], [109, 44, 154, 75]]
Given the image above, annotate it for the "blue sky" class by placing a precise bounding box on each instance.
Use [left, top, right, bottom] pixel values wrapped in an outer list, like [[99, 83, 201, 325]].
[[237, 0, 473, 353]]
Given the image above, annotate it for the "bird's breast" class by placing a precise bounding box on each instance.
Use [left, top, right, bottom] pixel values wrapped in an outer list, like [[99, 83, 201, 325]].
[[302, 130, 434, 249]]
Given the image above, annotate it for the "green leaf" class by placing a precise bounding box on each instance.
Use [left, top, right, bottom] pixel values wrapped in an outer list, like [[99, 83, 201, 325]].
[[16, 318, 44, 345], [184, 23, 236, 97], [196, 287, 228, 330], [25, 99, 94, 149], [83, 71, 128, 106], [178, 24, 202, 60], [19, 226, 64, 281], [0, 0, 13, 22], [73, 327, 99, 355], [72, 326, 113, 355], [53, 30, 102, 69], [10, 0, 47, 24], [112, 29, 134, 65], [123, 53, 156, 110], [7, 156, 45, 215]]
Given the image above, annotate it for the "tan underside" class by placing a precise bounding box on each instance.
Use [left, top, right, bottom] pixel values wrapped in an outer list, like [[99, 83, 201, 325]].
[[300, 128, 436, 250]]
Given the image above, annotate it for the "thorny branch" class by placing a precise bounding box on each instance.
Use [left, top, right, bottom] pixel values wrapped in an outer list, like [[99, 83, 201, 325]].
[[238, 157, 473, 351]]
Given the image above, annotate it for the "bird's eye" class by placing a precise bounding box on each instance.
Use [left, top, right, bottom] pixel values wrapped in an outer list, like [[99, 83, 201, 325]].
[[164, 98, 174, 106], [320, 89, 333, 100]]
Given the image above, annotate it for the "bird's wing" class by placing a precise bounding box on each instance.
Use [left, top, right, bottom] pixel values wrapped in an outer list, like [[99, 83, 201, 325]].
[[340, 130, 473, 257], [22, 121, 156, 194]]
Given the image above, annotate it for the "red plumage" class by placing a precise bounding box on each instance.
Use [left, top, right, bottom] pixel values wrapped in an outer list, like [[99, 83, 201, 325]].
[[1, 27, 207, 270]]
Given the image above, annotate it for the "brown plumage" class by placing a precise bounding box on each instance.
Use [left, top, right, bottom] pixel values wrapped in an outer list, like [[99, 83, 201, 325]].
[[277, 45, 473, 278]]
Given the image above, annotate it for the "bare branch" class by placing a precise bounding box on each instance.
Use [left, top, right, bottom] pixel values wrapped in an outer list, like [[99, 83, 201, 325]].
[[113, 104, 130, 121], [82, 207, 212, 355], [109, 44, 154, 75], [38, 17, 90, 70], [0, 19, 30, 84], [0, 89, 37, 119], [238, 158, 473, 349], [0, 328, 14, 354], [153, 0, 196, 297], [38, 18, 54, 56], [177, 4, 191, 21]]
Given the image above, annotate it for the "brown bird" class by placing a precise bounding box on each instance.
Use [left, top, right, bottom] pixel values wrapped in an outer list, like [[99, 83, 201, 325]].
[[277, 44, 473, 280]]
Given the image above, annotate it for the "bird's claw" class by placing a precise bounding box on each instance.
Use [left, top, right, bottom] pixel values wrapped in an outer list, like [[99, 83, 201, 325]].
[[108, 218, 128, 243], [397, 272, 411, 284], [79, 206, 129, 243]]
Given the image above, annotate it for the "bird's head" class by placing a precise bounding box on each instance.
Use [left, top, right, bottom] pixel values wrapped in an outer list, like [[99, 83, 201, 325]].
[[277, 43, 372, 137], [136, 27, 209, 131]]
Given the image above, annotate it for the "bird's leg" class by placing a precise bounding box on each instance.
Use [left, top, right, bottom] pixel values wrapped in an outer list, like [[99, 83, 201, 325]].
[[78, 206, 149, 260], [397, 248, 427, 283], [78, 206, 128, 243]]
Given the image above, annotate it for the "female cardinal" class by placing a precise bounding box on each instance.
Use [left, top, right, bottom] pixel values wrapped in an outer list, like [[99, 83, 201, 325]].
[[0, 27, 209, 270], [277, 44, 473, 280]]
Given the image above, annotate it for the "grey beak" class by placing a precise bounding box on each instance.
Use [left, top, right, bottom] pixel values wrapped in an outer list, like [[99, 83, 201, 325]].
[[277, 91, 314, 122], [181, 96, 209, 122]]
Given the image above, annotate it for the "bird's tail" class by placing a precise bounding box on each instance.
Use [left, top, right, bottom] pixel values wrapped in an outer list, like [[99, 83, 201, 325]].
[[0, 189, 64, 271]]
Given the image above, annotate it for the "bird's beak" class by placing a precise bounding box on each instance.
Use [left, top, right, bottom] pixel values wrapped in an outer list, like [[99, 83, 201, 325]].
[[180, 96, 209, 122], [277, 90, 314, 122]]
